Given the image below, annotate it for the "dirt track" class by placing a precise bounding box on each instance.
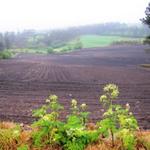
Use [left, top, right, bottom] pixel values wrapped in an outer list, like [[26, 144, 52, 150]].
[[0, 45, 150, 129]]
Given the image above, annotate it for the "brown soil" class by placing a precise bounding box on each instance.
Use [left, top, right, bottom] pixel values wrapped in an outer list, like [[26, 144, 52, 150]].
[[0, 45, 150, 129]]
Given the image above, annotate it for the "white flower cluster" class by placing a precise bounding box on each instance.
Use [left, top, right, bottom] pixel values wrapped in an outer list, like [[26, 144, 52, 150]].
[[104, 84, 119, 99]]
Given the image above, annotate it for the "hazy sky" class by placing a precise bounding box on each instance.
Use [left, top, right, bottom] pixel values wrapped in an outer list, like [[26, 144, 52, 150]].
[[0, 0, 149, 31]]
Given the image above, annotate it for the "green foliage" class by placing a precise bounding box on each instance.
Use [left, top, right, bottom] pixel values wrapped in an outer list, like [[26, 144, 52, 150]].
[[73, 38, 83, 49], [63, 129, 99, 150], [98, 84, 138, 148], [80, 35, 142, 48], [1, 84, 141, 150], [32, 95, 64, 147], [17, 144, 29, 150], [0, 50, 12, 59], [57, 38, 83, 53], [118, 129, 136, 150], [11, 48, 48, 54], [5, 34, 143, 55], [61, 46, 71, 52], [112, 40, 142, 45], [141, 2, 150, 28], [47, 47, 54, 54], [31, 84, 139, 149], [143, 35, 150, 45], [32, 96, 99, 150], [59, 99, 97, 150]]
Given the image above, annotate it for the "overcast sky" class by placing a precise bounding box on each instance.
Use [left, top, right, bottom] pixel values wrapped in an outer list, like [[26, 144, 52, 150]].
[[0, 0, 149, 32]]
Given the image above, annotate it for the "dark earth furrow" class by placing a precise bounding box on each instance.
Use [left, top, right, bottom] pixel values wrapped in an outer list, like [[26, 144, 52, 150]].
[[0, 45, 150, 129]]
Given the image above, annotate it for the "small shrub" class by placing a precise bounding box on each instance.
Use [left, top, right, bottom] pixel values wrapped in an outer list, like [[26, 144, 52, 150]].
[[143, 36, 150, 45], [61, 47, 69, 52], [0, 50, 12, 59], [112, 40, 141, 45], [73, 39, 83, 49], [47, 47, 54, 54]]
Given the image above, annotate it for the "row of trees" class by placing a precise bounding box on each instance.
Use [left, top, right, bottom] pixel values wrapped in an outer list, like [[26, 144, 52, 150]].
[[0, 23, 150, 51], [0, 32, 13, 51], [74, 23, 150, 37], [0, 29, 78, 51]]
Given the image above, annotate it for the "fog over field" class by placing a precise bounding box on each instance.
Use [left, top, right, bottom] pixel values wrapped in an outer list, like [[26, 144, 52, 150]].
[[0, 0, 149, 31]]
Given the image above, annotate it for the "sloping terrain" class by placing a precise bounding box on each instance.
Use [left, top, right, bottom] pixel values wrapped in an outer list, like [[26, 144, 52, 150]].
[[0, 45, 150, 129]]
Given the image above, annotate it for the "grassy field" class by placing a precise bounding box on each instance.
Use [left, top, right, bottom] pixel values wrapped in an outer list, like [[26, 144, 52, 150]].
[[80, 35, 143, 48], [4, 35, 143, 57], [53, 35, 143, 53]]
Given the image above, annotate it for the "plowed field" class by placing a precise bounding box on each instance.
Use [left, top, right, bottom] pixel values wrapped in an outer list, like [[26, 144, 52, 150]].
[[0, 45, 150, 129]]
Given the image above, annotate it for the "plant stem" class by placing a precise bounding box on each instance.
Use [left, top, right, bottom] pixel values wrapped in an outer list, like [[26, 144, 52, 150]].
[[110, 129, 115, 147]]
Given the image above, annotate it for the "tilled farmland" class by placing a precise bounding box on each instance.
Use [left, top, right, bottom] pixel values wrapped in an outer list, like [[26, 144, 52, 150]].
[[0, 45, 150, 129]]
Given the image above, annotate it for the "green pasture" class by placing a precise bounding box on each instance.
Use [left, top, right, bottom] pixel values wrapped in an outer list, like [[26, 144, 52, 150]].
[[80, 35, 143, 48]]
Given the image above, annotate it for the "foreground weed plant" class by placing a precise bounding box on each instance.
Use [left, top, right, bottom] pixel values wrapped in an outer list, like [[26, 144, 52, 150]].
[[32, 95, 64, 147], [61, 99, 99, 150], [32, 95, 99, 150], [97, 84, 138, 149], [0, 84, 144, 150]]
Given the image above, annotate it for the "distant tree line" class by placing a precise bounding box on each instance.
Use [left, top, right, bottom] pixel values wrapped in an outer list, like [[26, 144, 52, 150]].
[[0, 29, 77, 51], [0, 23, 150, 51], [73, 23, 150, 37]]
